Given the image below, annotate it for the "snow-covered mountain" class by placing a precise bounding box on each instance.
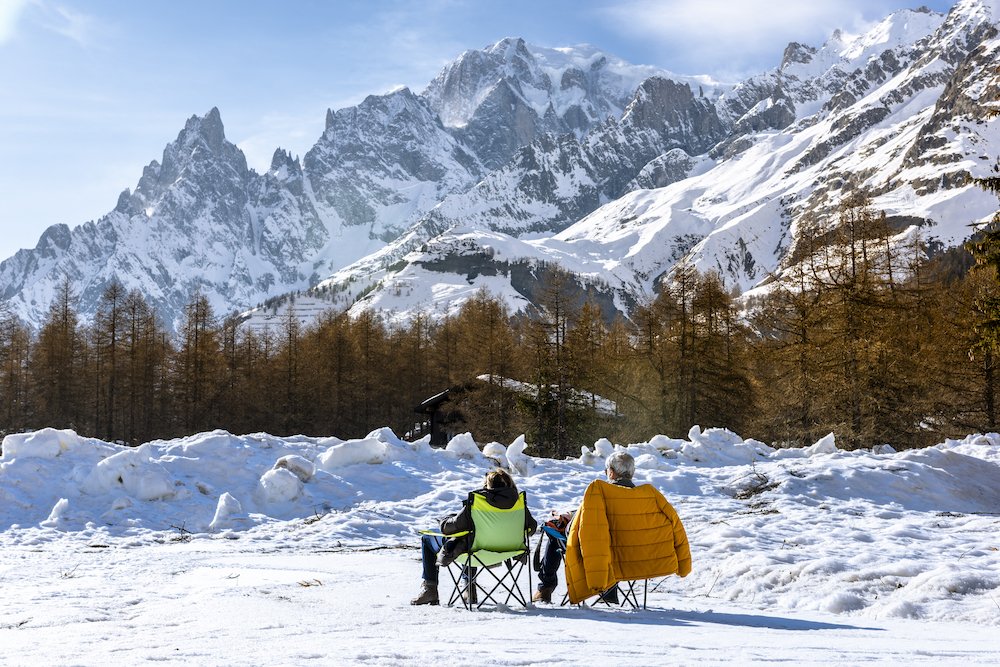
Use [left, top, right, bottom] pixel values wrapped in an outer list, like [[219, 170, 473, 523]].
[[326, 1, 1000, 323], [3, 2, 999, 331], [423, 37, 699, 170], [0, 39, 672, 331]]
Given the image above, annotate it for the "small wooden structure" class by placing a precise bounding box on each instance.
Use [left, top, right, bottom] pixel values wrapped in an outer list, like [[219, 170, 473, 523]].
[[413, 388, 466, 448]]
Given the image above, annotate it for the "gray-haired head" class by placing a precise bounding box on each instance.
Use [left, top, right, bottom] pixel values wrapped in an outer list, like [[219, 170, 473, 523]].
[[605, 451, 635, 481]]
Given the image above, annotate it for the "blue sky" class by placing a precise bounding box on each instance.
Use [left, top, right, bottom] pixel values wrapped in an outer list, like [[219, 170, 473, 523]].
[[0, 0, 957, 261]]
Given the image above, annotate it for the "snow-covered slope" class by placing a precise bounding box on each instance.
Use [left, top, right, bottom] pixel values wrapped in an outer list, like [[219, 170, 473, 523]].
[[332, 2, 999, 322]]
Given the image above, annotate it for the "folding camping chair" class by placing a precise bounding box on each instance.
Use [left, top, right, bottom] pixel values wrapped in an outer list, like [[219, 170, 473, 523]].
[[539, 524, 646, 609], [424, 491, 532, 610]]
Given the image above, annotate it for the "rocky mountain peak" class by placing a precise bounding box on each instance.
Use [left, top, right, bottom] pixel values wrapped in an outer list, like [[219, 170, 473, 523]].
[[424, 37, 540, 130], [486, 36, 529, 57], [781, 42, 816, 69], [483, 37, 536, 77], [180, 106, 226, 153], [930, 0, 999, 65], [114, 187, 137, 215], [35, 223, 72, 257], [622, 76, 726, 153], [323, 86, 430, 139], [155, 108, 245, 185], [269, 148, 300, 175]]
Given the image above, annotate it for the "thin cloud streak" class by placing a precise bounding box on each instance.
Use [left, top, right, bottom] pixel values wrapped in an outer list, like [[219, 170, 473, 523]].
[[35, 1, 106, 48]]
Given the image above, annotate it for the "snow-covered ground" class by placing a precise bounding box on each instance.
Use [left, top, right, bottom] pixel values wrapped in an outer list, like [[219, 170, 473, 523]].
[[2, 427, 999, 665]]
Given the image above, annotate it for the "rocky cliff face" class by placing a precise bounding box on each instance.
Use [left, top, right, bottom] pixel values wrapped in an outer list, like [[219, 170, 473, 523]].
[[423, 37, 671, 169], [304, 87, 483, 243]]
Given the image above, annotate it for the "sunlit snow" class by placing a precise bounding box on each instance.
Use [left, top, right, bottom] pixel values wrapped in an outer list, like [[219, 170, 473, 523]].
[[2, 426, 999, 663]]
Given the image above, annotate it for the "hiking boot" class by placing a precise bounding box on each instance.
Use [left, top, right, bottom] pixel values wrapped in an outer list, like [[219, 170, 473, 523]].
[[532, 587, 554, 604], [462, 585, 478, 605], [410, 581, 439, 606]]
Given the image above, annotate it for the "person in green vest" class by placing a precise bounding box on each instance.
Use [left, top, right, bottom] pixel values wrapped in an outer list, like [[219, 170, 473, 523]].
[[411, 468, 537, 605]]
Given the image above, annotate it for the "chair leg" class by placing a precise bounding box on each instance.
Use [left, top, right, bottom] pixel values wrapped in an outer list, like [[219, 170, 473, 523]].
[[474, 558, 528, 608], [444, 550, 531, 610], [619, 580, 648, 609], [443, 561, 462, 607], [620, 580, 639, 609], [584, 581, 646, 609], [528, 551, 533, 606], [443, 560, 478, 609]]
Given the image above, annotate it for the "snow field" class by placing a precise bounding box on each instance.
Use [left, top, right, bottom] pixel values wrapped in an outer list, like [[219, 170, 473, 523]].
[[1, 425, 999, 663], [2, 545, 998, 666]]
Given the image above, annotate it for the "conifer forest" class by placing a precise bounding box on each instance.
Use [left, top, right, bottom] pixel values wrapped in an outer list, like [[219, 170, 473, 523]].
[[2, 192, 1000, 459]]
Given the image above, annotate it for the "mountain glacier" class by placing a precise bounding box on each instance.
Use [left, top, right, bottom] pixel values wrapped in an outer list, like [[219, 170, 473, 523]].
[[2, 2, 999, 332]]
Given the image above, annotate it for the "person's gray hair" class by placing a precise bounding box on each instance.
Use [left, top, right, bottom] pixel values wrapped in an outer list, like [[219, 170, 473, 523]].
[[605, 451, 635, 480]]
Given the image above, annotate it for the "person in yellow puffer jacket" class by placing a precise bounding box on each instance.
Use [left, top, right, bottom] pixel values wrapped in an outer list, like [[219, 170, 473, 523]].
[[563, 451, 691, 605]]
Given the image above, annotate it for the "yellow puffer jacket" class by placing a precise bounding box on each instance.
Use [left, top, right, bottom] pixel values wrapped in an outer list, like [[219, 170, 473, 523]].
[[565, 479, 691, 604]]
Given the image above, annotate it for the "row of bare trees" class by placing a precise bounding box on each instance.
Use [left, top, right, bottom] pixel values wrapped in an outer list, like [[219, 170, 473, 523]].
[[1, 196, 998, 454]]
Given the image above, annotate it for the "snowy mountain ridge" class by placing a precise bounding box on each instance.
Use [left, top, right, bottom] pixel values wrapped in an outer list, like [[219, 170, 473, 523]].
[[322, 1, 1000, 322], [2, 2, 1000, 332]]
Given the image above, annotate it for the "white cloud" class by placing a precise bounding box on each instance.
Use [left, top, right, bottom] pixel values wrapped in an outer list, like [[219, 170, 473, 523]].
[[0, 0, 30, 44], [600, 0, 904, 75]]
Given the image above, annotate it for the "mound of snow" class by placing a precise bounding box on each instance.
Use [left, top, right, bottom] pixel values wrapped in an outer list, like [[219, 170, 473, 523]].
[[445, 433, 481, 459], [506, 435, 533, 476], [2, 428, 84, 460], [593, 438, 615, 458], [805, 432, 838, 455], [481, 441, 509, 467], [273, 455, 315, 482], [81, 444, 176, 501], [209, 492, 246, 531], [316, 437, 387, 468], [681, 426, 773, 464], [41, 497, 70, 527], [257, 468, 303, 504]]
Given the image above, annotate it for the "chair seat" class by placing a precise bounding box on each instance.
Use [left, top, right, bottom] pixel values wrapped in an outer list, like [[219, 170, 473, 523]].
[[454, 548, 527, 568]]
